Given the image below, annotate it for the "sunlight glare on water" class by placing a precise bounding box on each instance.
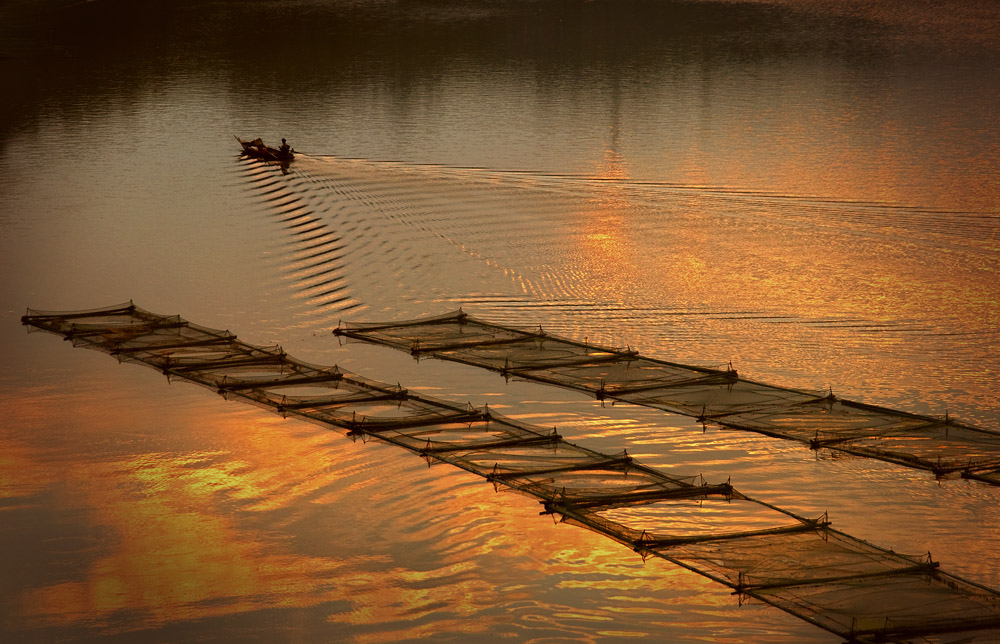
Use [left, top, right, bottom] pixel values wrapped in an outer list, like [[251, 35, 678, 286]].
[[1, 0, 998, 642]]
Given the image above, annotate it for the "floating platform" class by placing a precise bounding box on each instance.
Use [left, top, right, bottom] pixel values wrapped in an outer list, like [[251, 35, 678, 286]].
[[22, 303, 1000, 643], [333, 310, 1000, 486]]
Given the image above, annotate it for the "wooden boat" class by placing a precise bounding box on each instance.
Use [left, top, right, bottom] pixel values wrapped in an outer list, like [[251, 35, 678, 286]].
[[236, 136, 295, 161]]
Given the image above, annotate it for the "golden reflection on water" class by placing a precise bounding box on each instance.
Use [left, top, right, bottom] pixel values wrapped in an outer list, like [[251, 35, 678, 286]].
[[19, 500, 341, 626], [11, 420, 349, 630], [5, 381, 747, 640], [3, 0, 998, 640], [0, 437, 56, 501], [557, 135, 998, 420], [574, 148, 639, 301]]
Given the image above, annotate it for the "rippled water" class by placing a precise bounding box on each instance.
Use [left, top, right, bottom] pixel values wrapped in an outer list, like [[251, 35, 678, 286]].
[[1, 1, 998, 642]]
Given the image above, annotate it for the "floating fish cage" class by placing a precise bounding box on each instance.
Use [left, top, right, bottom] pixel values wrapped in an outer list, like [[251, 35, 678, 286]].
[[334, 310, 1000, 486], [22, 303, 1000, 643]]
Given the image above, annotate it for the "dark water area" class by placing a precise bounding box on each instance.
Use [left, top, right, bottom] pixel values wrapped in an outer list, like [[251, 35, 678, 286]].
[[5, 0, 999, 206], [1, 1, 999, 642]]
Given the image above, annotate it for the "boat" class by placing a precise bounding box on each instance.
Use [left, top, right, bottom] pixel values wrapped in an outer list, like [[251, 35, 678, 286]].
[[236, 136, 295, 161]]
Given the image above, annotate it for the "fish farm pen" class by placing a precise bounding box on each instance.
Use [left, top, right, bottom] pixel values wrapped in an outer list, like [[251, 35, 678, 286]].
[[333, 310, 1000, 486], [22, 303, 1000, 644]]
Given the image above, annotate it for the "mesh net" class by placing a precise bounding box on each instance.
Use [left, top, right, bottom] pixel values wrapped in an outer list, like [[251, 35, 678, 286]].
[[335, 310, 1000, 483], [23, 303, 1000, 643]]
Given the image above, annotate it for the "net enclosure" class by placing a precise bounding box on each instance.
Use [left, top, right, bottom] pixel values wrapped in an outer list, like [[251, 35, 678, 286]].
[[22, 303, 1000, 644], [333, 310, 1000, 487]]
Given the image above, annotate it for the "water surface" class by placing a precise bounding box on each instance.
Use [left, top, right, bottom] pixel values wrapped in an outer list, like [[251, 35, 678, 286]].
[[1, 1, 998, 642]]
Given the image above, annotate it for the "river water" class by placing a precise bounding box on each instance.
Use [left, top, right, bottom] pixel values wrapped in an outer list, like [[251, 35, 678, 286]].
[[1, 1, 998, 642]]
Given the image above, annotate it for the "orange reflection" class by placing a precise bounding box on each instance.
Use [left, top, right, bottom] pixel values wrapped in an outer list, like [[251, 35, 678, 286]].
[[10, 398, 706, 639], [1, 357, 885, 642], [14, 441, 348, 630], [573, 148, 638, 299], [562, 132, 1000, 421], [0, 436, 58, 501]]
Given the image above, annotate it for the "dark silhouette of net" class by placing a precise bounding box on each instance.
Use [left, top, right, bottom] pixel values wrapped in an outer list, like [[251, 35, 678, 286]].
[[22, 303, 1000, 643], [334, 310, 1000, 487]]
